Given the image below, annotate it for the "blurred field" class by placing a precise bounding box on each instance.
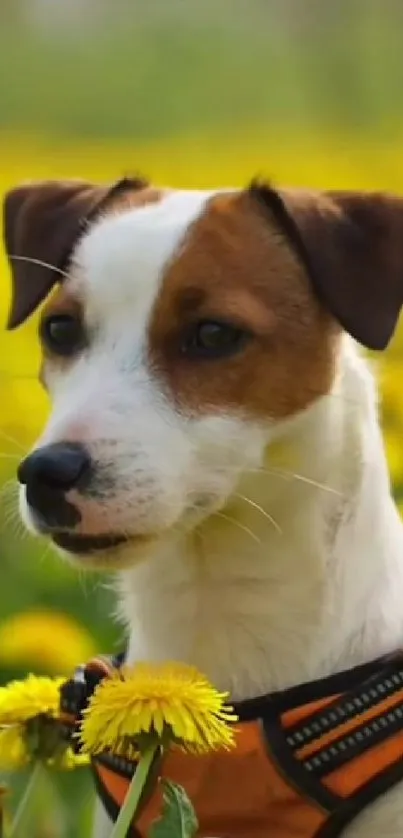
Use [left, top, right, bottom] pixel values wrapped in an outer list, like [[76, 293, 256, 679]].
[[2, 132, 403, 835], [2, 0, 403, 834]]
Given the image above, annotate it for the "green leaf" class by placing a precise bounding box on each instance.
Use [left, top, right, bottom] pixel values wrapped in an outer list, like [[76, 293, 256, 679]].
[[149, 780, 198, 838]]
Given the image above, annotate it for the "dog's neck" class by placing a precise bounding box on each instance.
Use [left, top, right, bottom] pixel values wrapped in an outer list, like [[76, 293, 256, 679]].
[[120, 339, 403, 701]]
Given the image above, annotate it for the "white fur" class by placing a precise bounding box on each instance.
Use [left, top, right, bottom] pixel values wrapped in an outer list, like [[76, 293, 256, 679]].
[[20, 189, 403, 836]]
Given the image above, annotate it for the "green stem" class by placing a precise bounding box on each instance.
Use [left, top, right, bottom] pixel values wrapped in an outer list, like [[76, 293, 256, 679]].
[[9, 761, 44, 838], [110, 743, 159, 838]]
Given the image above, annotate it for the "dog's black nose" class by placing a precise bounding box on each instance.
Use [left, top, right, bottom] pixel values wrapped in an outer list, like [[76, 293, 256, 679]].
[[18, 443, 91, 530], [18, 443, 90, 491]]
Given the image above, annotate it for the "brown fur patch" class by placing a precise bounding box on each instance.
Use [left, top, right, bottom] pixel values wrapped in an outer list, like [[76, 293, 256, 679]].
[[104, 185, 164, 214], [4, 177, 161, 329], [148, 191, 341, 420], [38, 184, 165, 380]]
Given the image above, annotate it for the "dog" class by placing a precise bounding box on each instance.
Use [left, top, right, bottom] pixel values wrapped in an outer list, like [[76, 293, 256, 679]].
[[4, 176, 403, 837]]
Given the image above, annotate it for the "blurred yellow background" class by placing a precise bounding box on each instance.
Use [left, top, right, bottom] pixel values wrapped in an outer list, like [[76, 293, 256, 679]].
[[1, 0, 403, 834]]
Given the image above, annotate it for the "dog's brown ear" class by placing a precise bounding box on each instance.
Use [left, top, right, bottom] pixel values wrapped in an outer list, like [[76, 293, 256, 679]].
[[3, 177, 147, 329], [250, 183, 403, 350]]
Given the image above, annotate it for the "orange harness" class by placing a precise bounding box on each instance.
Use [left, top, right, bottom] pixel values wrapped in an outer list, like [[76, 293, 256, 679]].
[[61, 653, 403, 837]]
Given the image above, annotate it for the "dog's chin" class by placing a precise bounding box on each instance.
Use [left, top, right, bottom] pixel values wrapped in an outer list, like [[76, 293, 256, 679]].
[[51, 531, 157, 571], [26, 492, 229, 571], [50, 500, 223, 571]]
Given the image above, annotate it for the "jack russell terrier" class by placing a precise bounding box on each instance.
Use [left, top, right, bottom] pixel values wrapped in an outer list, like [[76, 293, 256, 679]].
[[4, 177, 403, 837]]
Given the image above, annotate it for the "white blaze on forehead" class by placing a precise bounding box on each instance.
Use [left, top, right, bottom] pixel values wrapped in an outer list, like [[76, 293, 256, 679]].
[[42, 189, 222, 440], [69, 189, 218, 326]]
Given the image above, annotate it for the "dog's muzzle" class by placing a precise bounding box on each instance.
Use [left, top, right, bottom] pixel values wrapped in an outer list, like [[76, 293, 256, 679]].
[[18, 442, 91, 530]]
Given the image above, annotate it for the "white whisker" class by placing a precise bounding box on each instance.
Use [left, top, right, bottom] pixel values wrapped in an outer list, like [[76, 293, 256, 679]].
[[213, 510, 261, 545], [9, 254, 71, 281], [38, 541, 52, 565], [0, 478, 18, 502], [234, 492, 282, 535], [0, 429, 27, 454], [263, 466, 343, 497]]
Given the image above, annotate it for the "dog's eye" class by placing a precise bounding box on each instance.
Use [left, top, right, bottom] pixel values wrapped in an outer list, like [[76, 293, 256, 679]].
[[182, 320, 250, 359], [40, 314, 85, 357]]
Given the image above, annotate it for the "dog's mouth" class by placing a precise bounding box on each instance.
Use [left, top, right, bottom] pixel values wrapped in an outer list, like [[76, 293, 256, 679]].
[[51, 532, 128, 555]]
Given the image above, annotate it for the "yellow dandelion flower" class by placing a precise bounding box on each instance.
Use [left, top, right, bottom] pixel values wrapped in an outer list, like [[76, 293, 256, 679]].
[[0, 726, 28, 770], [81, 662, 237, 757], [0, 725, 89, 771], [0, 674, 64, 726], [0, 610, 96, 674], [0, 675, 88, 770]]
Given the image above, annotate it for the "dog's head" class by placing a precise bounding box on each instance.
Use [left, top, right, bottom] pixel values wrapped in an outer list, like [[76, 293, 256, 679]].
[[4, 177, 403, 567]]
